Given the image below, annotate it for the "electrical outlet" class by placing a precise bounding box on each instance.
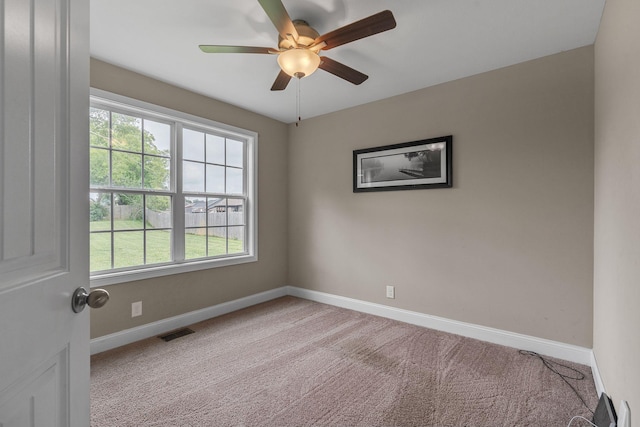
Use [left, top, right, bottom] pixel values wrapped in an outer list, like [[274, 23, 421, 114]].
[[131, 301, 142, 317], [386, 285, 395, 299], [618, 400, 630, 427]]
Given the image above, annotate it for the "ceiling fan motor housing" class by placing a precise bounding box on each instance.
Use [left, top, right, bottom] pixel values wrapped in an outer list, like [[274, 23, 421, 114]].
[[278, 20, 319, 49]]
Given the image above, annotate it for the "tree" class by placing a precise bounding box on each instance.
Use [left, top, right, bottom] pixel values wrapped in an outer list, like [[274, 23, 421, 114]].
[[90, 109, 170, 190], [90, 108, 171, 218]]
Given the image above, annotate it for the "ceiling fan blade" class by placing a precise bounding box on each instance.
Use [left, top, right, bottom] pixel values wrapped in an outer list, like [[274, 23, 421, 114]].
[[314, 10, 396, 51], [199, 45, 274, 54], [258, 0, 299, 41], [318, 57, 368, 85], [271, 70, 292, 91]]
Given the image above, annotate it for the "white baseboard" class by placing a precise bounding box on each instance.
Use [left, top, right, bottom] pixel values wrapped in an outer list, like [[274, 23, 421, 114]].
[[90, 287, 288, 355], [91, 285, 599, 390], [590, 351, 606, 397], [286, 286, 594, 366]]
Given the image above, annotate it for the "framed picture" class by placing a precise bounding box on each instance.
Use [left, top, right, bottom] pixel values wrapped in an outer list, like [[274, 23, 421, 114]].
[[353, 135, 452, 192]]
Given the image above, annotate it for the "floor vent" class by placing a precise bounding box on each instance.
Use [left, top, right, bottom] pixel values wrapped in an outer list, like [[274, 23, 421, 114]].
[[158, 328, 195, 342]]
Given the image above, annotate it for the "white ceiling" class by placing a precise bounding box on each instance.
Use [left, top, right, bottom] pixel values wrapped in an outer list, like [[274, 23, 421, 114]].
[[90, 0, 605, 124]]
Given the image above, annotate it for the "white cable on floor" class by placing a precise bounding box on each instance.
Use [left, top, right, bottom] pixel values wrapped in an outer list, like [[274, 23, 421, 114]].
[[567, 415, 598, 427]]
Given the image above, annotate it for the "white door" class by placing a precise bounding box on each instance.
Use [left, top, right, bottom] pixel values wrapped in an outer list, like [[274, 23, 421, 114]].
[[0, 0, 91, 425]]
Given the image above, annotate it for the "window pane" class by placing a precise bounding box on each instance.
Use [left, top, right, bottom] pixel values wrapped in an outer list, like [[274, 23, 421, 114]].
[[144, 155, 170, 190], [146, 195, 172, 230], [208, 227, 227, 256], [90, 232, 112, 272], [226, 167, 243, 194], [113, 231, 144, 268], [185, 196, 208, 216], [90, 192, 111, 229], [228, 200, 244, 225], [206, 134, 225, 164], [185, 228, 207, 259], [183, 128, 204, 161], [227, 139, 243, 168], [208, 198, 226, 226], [228, 226, 245, 254], [183, 161, 205, 192], [112, 151, 142, 188], [90, 148, 110, 186], [146, 230, 172, 264], [113, 195, 143, 230], [90, 108, 110, 147], [206, 164, 225, 194], [112, 113, 142, 152], [144, 120, 171, 155]]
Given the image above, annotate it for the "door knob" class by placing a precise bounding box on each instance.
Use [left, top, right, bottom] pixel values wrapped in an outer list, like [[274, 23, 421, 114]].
[[72, 287, 110, 313]]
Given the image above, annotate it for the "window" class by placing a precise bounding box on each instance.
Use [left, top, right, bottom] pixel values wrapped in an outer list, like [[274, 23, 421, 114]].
[[89, 89, 257, 286]]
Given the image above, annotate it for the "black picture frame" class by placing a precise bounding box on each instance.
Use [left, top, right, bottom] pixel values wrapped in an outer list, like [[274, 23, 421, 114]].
[[353, 135, 452, 192]]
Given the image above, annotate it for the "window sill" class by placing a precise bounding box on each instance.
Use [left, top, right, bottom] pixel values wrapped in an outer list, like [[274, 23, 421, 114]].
[[89, 254, 258, 287]]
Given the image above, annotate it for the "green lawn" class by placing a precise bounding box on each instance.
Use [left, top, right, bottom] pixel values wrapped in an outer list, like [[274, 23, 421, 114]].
[[90, 219, 244, 272]]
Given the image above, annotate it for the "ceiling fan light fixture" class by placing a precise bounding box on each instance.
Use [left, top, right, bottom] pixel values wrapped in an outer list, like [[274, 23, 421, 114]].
[[277, 48, 321, 78]]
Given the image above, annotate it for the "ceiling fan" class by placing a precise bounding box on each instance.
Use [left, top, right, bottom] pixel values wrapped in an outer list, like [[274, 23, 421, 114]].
[[199, 0, 397, 91]]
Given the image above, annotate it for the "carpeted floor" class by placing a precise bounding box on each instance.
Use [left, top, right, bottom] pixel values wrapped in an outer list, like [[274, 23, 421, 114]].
[[90, 296, 598, 426]]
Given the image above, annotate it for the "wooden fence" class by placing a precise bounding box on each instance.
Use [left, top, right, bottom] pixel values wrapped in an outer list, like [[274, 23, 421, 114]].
[[146, 208, 244, 240], [109, 206, 243, 240]]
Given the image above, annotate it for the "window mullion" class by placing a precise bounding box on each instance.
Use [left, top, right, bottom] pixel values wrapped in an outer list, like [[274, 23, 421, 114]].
[[173, 122, 185, 262], [110, 192, 115, 270], [143, 194, 147, 265]]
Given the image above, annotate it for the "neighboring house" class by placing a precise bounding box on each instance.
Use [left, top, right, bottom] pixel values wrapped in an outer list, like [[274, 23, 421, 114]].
[[185, 198, 243, 214]]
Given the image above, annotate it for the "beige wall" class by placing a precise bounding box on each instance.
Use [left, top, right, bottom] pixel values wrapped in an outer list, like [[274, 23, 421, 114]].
[[288, 47, 595, 347], [89, 59, 289, 338], [594, 0, 640, 414]]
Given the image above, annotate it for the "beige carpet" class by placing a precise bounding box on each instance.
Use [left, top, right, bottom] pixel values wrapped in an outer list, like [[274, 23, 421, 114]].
[[91, 296, 598, 426]]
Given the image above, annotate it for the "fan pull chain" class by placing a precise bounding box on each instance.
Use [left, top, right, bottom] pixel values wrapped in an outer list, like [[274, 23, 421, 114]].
[[296, 77, 301, 127]]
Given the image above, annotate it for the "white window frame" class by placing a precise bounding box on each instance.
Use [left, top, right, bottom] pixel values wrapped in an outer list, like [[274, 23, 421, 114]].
[[89, 88, 258, 287]]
